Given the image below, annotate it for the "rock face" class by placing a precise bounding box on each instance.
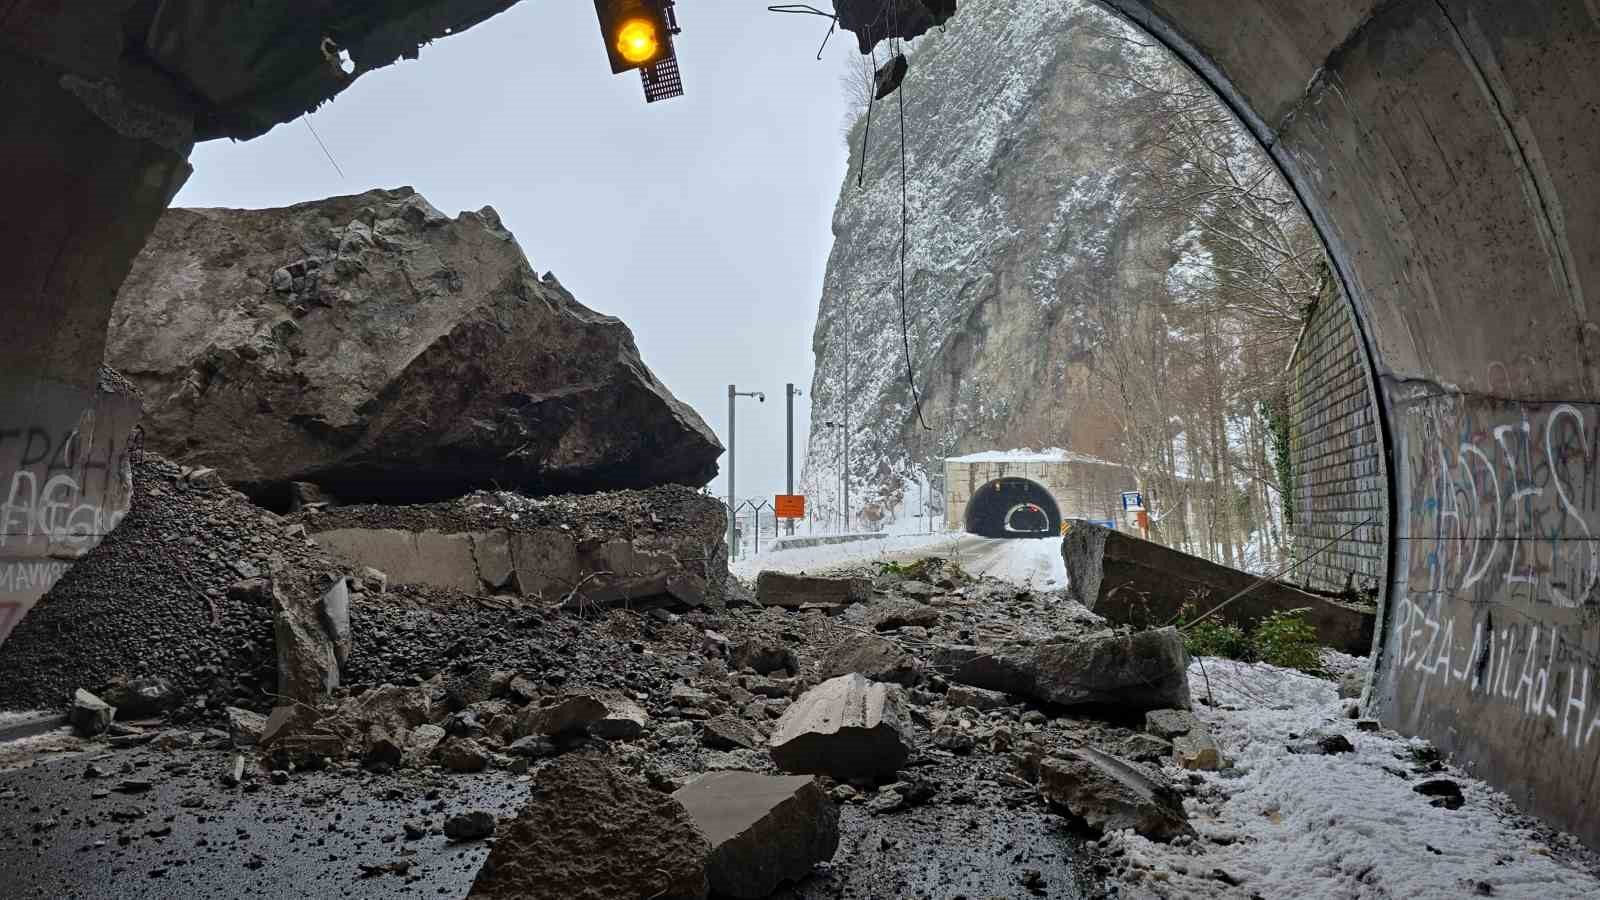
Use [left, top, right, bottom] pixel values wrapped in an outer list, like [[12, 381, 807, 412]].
[[107, 187, 722, 506], [468, 756, 710, 900], [802, 0, 1183, 521], [769, 674, 913, 779], [672, 771, 840, 898], [1038, 748, 1193, 842], [937, 628, 1192, 711]]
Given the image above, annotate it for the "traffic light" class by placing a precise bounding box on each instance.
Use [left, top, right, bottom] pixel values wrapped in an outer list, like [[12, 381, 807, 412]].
[[594, 0, 675, 74]]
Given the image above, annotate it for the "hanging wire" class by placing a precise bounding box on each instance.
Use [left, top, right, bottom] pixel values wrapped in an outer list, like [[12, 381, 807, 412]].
[[856, 48, 876, 188], [896, 41, 931, 431], [303, 115, 345, 180], [765, 4, 838, 59]]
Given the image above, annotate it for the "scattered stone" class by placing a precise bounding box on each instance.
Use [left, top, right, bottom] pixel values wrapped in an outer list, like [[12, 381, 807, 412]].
[[769, 674, 912, 780], [406, 725, 447, 766], [820, 633, 920, 686], [1115, 733, 1175, 764], [445, 810, 497, 842], [69, 689, 116, 737], [467, 756, 709, 899], [945, 684, 1010, 711], [101, 677, 181, 718], [701, 716, 761, 751], [225, 707, 267, 748], [590, 694, 648, 740], [506, 735, 557, 759], [937, 627, 1192, 711], [1144, 708, 1203, 739], [755, 572, 870, 609], [113, 780, 153, 795], [516, 692, 607, 737], [672, 771, 839, 899], [870, 601, 940, 631], [1038, 748, 1193, 842], [896, 581, 938, 600], [221, 755, 245, 787], [1173, 731, 1225, 771], [1289, 733, 1355, 756], [440, 739, 491, 773], [931, 725, 975, 754], [730, 640, 801, 676], [1356, 719, 1381, 733], [268, 770, 290, 785], [1413, 778, 1465, 810]]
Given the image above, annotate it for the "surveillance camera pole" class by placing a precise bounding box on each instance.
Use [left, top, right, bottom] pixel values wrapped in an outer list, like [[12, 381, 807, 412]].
[[727, 384, 765, 558]]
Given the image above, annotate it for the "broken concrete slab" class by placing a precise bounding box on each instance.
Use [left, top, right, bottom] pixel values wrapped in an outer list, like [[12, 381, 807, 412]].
[[1062, 522, 1374, 654], [937, 627, 1192, 711], [769, 674, 912, 779], [820, 633, 921, 686], [70, 688, 115, 737], [672, 771, 840, 899], [468, 756, 710, 899], [756, 572, 871, 609], [1038, 748, 1193, 842]]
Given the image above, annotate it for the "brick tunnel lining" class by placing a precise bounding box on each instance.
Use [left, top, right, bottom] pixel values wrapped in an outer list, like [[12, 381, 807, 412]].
[[963, 477, 1062, 538]]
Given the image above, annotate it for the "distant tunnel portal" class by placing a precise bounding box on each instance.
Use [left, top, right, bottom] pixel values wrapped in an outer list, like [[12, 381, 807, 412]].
[[963, 477, 1061, 539]]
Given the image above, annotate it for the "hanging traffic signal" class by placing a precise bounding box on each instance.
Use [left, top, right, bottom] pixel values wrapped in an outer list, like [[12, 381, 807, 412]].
[[595, 0, 674, 73]]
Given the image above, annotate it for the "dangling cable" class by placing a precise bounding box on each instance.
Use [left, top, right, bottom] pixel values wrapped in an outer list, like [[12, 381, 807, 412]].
[[896, 44, 931, 430], [855, 50, 876, 189]]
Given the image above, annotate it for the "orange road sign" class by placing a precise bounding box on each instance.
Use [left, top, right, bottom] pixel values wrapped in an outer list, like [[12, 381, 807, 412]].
[[775, 494, 806, 518]]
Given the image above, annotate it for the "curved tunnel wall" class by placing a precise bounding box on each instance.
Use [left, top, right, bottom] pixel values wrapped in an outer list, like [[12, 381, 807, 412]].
[[963, 477, 1063, 538], [1098, 0, 1600, 845]]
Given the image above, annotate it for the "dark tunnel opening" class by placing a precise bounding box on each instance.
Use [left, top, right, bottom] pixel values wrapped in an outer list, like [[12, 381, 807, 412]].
[[963, 477, 1062, 539]]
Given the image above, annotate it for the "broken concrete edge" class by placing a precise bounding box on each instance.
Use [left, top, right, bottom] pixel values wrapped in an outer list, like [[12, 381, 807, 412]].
[[309, 524, 724, 610]]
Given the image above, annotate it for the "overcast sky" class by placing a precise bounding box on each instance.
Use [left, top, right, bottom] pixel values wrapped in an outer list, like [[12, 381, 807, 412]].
[[176, 0, 855, 505]]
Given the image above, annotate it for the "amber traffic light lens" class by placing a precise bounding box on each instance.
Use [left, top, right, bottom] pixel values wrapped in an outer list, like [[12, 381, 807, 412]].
[[616, 18, 659, 64]]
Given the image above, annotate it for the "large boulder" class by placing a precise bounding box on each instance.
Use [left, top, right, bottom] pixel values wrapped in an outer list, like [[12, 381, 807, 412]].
[[467, 756, 710, 899], [672, 771, 840, 898], [769, 674, 912, 779], [935, 627, 1192, 711], [820, 633, 921, 686], [107, 187, 722, 506], [1038, 748, 1193, 842], [270, 576, 340, 703]]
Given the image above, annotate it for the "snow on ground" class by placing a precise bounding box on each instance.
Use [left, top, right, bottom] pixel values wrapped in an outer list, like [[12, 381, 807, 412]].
[[1107, 657, 1600, 899], [729, 532, 966, 581], [732, 531, 1069, 592]]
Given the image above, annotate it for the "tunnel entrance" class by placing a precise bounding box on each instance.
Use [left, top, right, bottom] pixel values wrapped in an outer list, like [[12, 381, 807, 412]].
[[963, 477, 1062, 538]]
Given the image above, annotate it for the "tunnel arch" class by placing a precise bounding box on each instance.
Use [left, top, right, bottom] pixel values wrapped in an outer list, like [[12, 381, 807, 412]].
[[963, 477, 1062, 538]]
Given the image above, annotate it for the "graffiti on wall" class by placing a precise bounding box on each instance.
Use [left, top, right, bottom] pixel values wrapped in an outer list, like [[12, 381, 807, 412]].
[[0, 378, 141, 645], [1382, 382, 1600, 833]]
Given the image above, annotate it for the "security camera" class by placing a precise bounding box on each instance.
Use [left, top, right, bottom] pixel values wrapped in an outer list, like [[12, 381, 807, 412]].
[[757, 393, 766, 402]]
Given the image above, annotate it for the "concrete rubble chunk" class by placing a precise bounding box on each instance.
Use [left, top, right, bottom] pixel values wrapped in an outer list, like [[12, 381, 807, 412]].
[[109, 187, 722, 504], [938, 627, 1192, 711], [672, 771, 840, 899], [70, 688, 116, 737], [1038, 748, 1193, 842], [769, 674, 912, 779], [756, 572, 871, 609], [820, 633, 921, 686], [468, 756, 710, 899], [1062, 522, 1374, 654], [515, 692, 608, 737], [270, 577, 340, 703]]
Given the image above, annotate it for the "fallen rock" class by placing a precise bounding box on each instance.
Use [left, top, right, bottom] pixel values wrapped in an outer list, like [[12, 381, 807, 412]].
[[467, 756, 709, 899], [109, 187, 722, 504], [1413, 778, 1465, 810], [870, 601, 941, 631], [1144, 708, 1203, 739], [931, 725, 975, 754], [445, 810, 496, 842], [101, 677, 181, 719], [270, 577, 341, 702], [225, 707, 267, 748], [1038, 748, 1193, 842], [1145, 708, 1226, 770], [702, 715, 761, 751], [730, 640, 801, 676], [769, 674, 912, 780], [516, 692, 608, 737], [318, 578, 353, 670], [672, 771, 839, 899], [945, 684, 1010, 711], [1288, 733, 1355, 756], [440, 738, 491, 773], [70, 689, 116, 737], [820, 633, 920, 686], [937, 627, 1191, 711], [590, 694, 648, 740], [756, 572, 870, 609]]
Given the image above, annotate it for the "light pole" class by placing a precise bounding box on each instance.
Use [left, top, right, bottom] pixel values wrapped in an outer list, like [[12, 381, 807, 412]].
[[726, 384, 765, 558], [785, 384, 803, 536], [820, 420, 846, 534]]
